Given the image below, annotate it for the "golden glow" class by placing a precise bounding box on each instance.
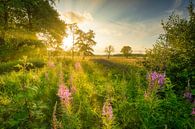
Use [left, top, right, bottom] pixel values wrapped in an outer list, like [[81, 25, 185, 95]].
[[62, 32, 73, 50]]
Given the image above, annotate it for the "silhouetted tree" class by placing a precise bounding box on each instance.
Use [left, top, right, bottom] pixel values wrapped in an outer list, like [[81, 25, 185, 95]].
[[120, 46, 132, 58], [75, 29, 96, 59], [105, 45, 114, 59]]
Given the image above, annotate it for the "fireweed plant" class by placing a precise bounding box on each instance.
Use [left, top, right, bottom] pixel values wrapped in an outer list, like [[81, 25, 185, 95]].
[[102, 101, 113, 129], [1, 58, 194, 128], [145, 71, 166, 99]]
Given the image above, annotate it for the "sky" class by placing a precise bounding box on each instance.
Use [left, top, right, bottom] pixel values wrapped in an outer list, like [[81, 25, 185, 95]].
[[55, 0, 192, 54]]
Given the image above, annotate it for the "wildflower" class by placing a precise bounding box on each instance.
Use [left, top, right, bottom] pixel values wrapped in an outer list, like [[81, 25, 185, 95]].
[[74, 62, 82, 71], [57, 84, 72, 106], [150, 72, 158, 81], [102, 102, 113, 120], [191, 108, 195, 116], [148, 72, 166, 86], [158, 74, 165, 86], [184, 92, 192, 100]]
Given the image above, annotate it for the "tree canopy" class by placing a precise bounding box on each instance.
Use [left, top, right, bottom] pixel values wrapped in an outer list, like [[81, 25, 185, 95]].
[[0, 0, 66, 47], [75, 29, 96, 59], [105, 45, 114, 59], [120, 46, 132, 58], [145, 1, 195, 92]]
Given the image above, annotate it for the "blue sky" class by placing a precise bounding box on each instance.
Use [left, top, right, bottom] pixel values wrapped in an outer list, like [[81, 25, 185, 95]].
[[56, 0, 192, 54]]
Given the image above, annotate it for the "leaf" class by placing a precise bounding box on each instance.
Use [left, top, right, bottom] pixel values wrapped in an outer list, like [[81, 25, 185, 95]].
[[191, 89, 195, 95]]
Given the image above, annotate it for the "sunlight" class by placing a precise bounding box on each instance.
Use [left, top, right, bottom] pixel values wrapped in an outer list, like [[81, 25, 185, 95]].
[[62, 32, 73, 50]]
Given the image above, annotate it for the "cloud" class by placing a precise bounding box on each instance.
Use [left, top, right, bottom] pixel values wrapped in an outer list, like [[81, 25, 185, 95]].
[[92, 17, 164, 54], [63, 11, 93, 24]]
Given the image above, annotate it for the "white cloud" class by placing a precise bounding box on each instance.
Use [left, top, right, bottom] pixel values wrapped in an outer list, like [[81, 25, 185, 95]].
[[63, 11, 93, 24], [92, 18, 163, 54]]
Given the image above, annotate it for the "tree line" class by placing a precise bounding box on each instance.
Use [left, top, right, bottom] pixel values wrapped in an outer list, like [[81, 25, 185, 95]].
[[105, 45, 133, 59]]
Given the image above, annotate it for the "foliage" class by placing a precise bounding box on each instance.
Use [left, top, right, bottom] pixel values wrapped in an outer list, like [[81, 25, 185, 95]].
[[0, 1, 194, 129], [105, 45, 114, 59], [120, 46, 132, 58], [0, 56, 194, 128], [75, 29, 96, 59], [0, 57, 45, 74], [0, 0, 66, 48], [144, 1, 195, 92]]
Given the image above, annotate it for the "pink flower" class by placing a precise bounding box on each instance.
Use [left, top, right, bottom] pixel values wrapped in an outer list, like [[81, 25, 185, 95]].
[[191, 108, 195, 115], [57, 84, 72, 106], [148, 72, 166, 87], [102, 102, 113, 120]]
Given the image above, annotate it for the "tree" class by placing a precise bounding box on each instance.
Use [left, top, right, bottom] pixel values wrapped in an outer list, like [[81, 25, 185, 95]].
[[75, 29, 96, 59], [145, 1, 195, 92], [0, 0, 66, 47], [105, 45, 114, 59], [67, 23, 78, 59], [120, 46, 132, 58]]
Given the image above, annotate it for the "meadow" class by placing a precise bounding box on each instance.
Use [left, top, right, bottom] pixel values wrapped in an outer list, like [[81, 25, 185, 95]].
[[0, 0, 195, 128], [0, 56, 194, 129]]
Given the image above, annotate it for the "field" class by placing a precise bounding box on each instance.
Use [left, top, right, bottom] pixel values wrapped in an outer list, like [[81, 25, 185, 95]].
[[0, 0, 195, 128], [0, 56, 193, 129]]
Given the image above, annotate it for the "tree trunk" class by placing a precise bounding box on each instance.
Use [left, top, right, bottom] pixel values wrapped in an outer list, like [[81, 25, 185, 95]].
[[107, 54, 110, 59], [0, 0, 9, 45]]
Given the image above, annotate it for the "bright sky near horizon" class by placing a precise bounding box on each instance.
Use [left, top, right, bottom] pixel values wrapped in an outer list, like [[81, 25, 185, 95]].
[[56, 0, 191, 54]]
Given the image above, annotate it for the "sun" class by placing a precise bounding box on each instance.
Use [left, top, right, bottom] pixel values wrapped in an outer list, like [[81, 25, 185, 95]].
[[62, 32, 73, 50]]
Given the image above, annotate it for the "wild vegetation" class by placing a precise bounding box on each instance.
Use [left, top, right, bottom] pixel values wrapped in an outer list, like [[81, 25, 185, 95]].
[[0, 0, 195, 129]]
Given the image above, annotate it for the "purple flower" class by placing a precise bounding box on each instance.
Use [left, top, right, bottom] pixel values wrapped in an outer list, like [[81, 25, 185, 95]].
[[102, 102, 113, 120], [57, 84, 72, 106], [150, 72, 158, 81], [184, 92, 192, 100], [148, 72, 166, 86], [158, 74, 166, 86]]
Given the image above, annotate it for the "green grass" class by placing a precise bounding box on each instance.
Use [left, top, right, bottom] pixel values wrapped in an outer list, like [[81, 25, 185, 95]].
[[0, 57, 194, 128]]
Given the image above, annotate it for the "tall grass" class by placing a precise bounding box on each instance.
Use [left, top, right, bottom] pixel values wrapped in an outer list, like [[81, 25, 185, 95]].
[[0, 58, 194, 128]]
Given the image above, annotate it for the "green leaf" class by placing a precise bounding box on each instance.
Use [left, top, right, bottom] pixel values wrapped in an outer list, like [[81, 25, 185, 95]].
[[191, 89, 195, 95]]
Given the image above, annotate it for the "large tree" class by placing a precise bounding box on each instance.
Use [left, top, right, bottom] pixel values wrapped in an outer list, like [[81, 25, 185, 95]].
[[145, 1, 195, 92], [120, 46, 132, 58], [75, 29, 96, 59], [105, 45, 114, 59], [0, 0, 66, 47]]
